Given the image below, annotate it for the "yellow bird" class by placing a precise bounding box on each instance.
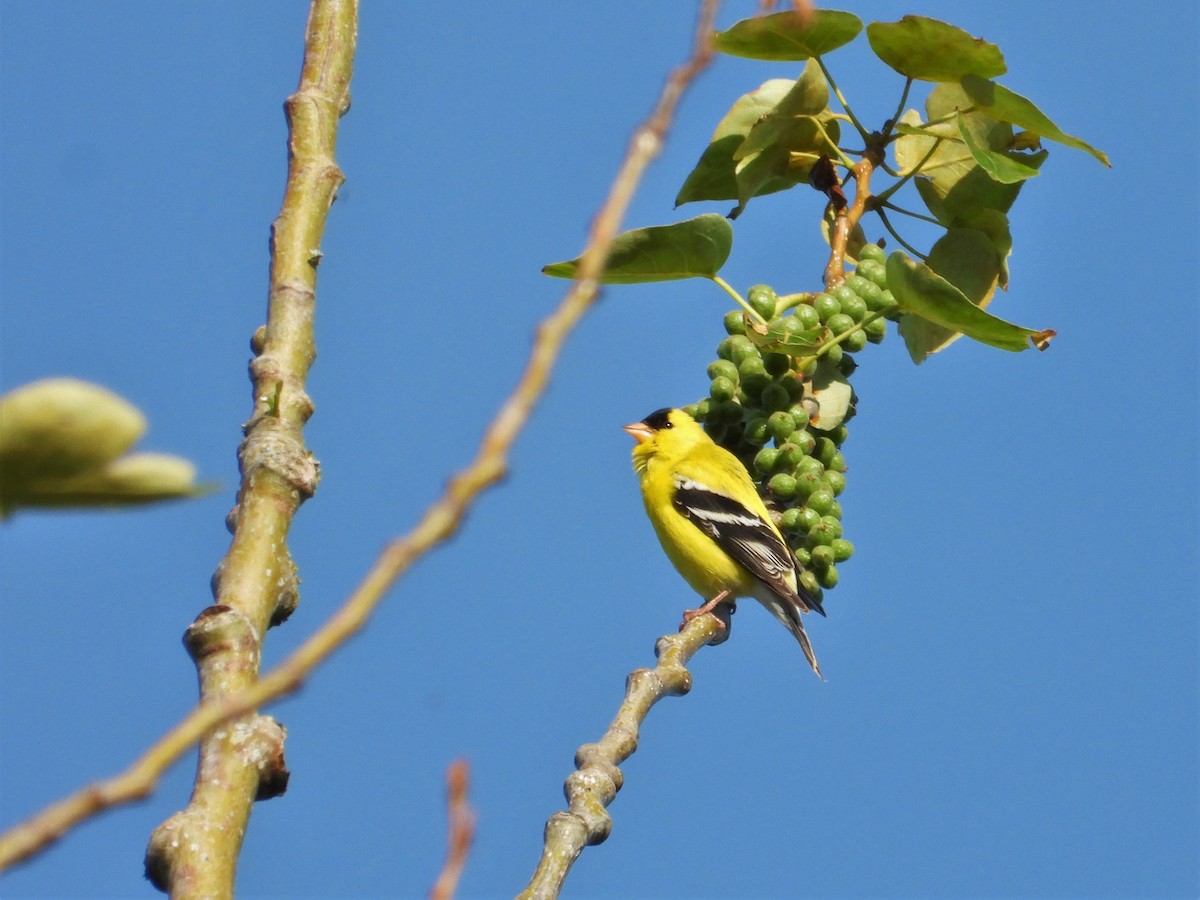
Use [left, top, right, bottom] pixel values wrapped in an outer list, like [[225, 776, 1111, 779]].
[[624, 408, 824, 678]]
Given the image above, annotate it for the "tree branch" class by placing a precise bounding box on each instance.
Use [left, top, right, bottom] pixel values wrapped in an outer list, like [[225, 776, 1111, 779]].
[[517, 614, 726, 899]]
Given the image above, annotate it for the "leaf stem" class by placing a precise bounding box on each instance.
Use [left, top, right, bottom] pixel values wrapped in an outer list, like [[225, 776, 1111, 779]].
[[816, 57, 869, 143], [874, 136, 943, 203], [880, 200, 942, 226], [711, 275, 767, 327], [876, 207, 928, 260]]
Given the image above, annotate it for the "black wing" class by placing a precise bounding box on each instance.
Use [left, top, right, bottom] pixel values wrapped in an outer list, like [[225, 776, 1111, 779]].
[[671, 475, 823, 615]]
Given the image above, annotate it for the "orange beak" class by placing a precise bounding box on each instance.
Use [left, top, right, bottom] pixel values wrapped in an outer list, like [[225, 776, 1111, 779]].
[[623, 421, 654, 443]]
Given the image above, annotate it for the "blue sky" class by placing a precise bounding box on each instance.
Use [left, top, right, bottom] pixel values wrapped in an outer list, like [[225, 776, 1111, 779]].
[[1, 2, 1196, 898]]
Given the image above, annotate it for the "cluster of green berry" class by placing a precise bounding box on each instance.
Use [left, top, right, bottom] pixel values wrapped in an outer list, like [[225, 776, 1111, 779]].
[[683, 244, 896, 603]]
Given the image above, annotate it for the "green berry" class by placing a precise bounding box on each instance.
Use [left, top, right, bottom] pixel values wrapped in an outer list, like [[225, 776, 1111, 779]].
[[761, 351, 789, 377], [797, 357, 819, 378], [738, 357, 770, 396], [806, 488, 835, 515], [707, 359, 738, 383], [833, 284, 858, 306], [777, 441, 807, 469], [828, 425, 850, 446], [812, 293, 841, 323], [711, 400, 743, 424], [792, 428, 816, 456], [793, 470, 823, 499], [779, 372, 805, 401], [843, 329, 868, 353], [748, 284, 778, 320], [744, 417, 770, 446], [868, 289, 898, 315], [792, 545, 812, 568], [799, 569, 821, 597], [844, 275, 874, 299], [709, 375, 736, 403], [796, 454, 825, 478], [690, 398, 711, 422], [780, 506, 804, 531], [767, 410, 795, 442], [724, 310, 747, 335], [768, 472, 798, 499], [824, 470, 847, 496], [831, 538, 855, 562], [729, 335, 760, 365], [858, 243, 885, 263], [828, 499, 843, 520], [754, 447, 780, 474], [761, 382, 791, 413], [864, 316, 887, 343], [786, 403, 810, 431], [838, 354, 858, 377], [818, 565, 839, 590], [824, 344, 844, 366], [792, 303, 821, 330], [819, 515, 843, 540], [826, 312, 856, 336], [840, 293, 868, 323], [796, 506, 821, 533], [807, 518, 837, 547], [810, 544, 836, 570]]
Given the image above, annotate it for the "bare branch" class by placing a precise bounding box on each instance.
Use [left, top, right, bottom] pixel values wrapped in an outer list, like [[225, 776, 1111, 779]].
[[429, 760, 477, 900]]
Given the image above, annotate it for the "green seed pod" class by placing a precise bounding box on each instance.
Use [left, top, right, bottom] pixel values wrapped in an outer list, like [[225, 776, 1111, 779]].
[[744, 417, 770, 446], [792, 428, 817, 456], [793, 470, 823, 499], [796, 454, 825, 478], [826, 312, 856, 336], [843, 330, 868, 353], [824, 344, 844, 366], [825, 470, 847, 496], [711, 400, 743, 424], [707, 359, 739, 384], [748, 284, 778, 320], [814, 437, 839, 468], [767, 410, 795, 442], [792, 545, 812, 568], [780, 506, 804, 532], [831, 538, 855, 562], [777, 441, 807, 470], [761, 383, 791, 413], [797, 357, 819, 378], [819, 515, 843, 540], [787, 402, 810, 431], [840, 293, 869, 323], [828, 424, 850, 446], [807, 518, 836, 547], [838, 354, 859, 377], [691, 398, 712, 422], [796, 506, 822, 533], [754, 447, 781, 474], [724, 310, 747, 335], [762, 351, 791, 378], [818, 565, 839, 590], [833, 284, 858, 306], [864, 316, 888, 343], [828, 499, 843, 520], [858, 243, 886, 263], [869, 289, 898, 316], [811, 544, 836, 571], [812, 293, 841, 323], [844, 275, 875, 299], [799, 569, 822, 598], [806, 488, 835, 515], [792, 303, 821, 330], [768, 472, 798, 499], [827, 451, 847, 473], [709, 376, 737, 403], [729, 335, 760, 365]]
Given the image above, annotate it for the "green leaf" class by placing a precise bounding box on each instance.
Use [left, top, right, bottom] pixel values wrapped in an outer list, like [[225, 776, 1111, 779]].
[[541, 214, 733, 283], [805, 358, 854, 430], [898, 228, 1001, 361], [887, 251, 1051, 356], [743, 317, 825, 356], [730, 60, 836, 217], [714, 9, 863, 60], [867, 16, 1006, 82], [677, 79, 796, 205], [956, 111, 1040, 183], [961, 74, 1110, 166]]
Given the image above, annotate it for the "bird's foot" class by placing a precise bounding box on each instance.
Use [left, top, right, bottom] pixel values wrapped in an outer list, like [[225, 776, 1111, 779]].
[[680, 593, 735, 645]]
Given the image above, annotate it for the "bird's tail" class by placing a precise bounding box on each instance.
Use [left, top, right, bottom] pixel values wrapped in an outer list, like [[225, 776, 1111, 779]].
[[759, 594, 824, 680]]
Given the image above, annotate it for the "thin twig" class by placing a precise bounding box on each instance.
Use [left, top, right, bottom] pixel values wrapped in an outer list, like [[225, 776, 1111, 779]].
[[823, 144, 883, 289], [517, 614, 727, 900], [0, 0, 717, 876], [429, 760, 476, 900]]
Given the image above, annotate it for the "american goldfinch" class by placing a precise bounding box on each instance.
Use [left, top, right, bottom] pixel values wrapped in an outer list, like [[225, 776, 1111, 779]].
[[624, 408, 824, 678]]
